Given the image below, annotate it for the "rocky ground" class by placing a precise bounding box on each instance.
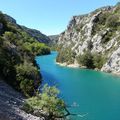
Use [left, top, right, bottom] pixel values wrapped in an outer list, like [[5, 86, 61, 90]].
[[0, 78, 42, 120]]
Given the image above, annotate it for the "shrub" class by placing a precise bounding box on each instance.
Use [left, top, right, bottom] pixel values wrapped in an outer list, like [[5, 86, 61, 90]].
[[23, 84, 65, 119], [93, 53, 106, 69], [56, 47, 75, 64], [77, 51, 106, 69], [77, 51, 94, 68], [106, 15, 119, 28], [98, 12, 110, 25], [16, 62, 40, 96]]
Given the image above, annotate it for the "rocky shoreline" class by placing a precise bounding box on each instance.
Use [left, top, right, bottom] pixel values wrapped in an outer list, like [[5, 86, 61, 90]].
[[56, 62, 120, 76], [56, 62, 80, 68]]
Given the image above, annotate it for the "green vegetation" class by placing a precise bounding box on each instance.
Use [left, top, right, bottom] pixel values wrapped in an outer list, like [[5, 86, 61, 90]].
[[0, 12, 50, 96], [77, 51, 106, 69], [23, 84, 68, 120], [92, 53, 106, 69], [15, 62, 41, 97], [106, 15, 119, 28], [0, 12, 69, 120], [92, 5, 120, 36], [77, 51, 94, 69], [56, 47, 76, 64]]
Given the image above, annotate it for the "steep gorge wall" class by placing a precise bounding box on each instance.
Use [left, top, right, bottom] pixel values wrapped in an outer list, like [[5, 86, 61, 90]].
[[56, 4, 120, 74]]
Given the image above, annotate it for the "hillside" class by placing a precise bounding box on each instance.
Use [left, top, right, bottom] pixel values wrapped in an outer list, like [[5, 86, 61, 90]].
[[22, 26, 50, 44], [4, 14, 50, 43], [49, 35, 59, 44], [0, 11, 50, 97], [56, 3, 120, 74]]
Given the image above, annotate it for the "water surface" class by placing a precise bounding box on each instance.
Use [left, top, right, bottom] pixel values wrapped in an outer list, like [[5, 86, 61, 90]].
[[36, 51, 120, 120]]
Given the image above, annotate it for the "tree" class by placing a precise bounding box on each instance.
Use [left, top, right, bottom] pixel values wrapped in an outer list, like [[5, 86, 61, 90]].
[[23, 84, 86, 120], [23, 84, 66, 119], [77, 51, 94, 68], [56, 47, 75, 64], [15, 61, 40, 97], [93, 53, 106, 69]]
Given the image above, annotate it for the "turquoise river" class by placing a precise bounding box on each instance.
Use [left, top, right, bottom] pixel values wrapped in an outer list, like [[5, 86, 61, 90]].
[[36, 51, 120, 120]]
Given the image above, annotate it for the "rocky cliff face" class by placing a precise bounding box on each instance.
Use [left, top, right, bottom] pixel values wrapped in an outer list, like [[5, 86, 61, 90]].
[[56, 4, 120, 74], [49, 35, 59, 44]]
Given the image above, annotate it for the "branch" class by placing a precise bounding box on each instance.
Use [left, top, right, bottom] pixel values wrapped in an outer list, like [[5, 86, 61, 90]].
[[53, 106, 88, 119]]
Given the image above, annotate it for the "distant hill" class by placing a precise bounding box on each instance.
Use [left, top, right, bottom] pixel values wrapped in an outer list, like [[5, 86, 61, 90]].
[[3, 13, 50, 43], [49, 35, 59, 44], [21, 26, 50, 43]]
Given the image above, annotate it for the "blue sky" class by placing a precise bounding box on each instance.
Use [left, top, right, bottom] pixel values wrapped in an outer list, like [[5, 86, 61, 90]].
[[0, 0, 118, 35]]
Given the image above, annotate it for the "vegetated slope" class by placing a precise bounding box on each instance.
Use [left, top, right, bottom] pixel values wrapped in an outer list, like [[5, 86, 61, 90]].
[[22, 26, 50, 44], [56, 3, 120, 74], [0, 11, 50, 97]]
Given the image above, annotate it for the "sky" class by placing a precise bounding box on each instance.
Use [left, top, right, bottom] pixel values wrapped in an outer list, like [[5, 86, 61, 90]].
[[0, 0, 119, 35]]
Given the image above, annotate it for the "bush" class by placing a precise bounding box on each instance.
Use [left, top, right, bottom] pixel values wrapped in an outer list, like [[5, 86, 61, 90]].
[[20, 79, 34, 97], [106, 15, 119, 28], [77, 51, 106, 69], [93, 53, 106, 69], [23, 84, 65, 119], [77, 51, 94, 68], [16, 62, 40, 97], [98, 12, 110, 25], [56, 47, 76, 64]]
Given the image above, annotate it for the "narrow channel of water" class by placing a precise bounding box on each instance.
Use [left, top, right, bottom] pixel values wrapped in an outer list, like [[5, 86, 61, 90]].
[[36, 51, 120, 120]]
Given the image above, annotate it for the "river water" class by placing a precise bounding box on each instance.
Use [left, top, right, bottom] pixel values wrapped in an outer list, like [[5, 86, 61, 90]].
[[36, 51, 120, 120]]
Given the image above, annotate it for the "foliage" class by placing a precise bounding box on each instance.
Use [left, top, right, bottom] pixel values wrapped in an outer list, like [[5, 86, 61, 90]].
[[106, 15, 119, 28], [15, 62, 40, 96], [98, 12, 109, 25], [0, 11, 50, 96], [77, 51, 94, 68], [23, 84, 66, 120], [114, 3, 120, 13], [93, 53, 106, 69], [56, 47, 76, 64], [77, 51, 106, 69]]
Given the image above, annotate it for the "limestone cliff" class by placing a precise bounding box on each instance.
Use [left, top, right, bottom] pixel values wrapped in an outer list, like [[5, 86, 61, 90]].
[[56, 4, 120, 74]]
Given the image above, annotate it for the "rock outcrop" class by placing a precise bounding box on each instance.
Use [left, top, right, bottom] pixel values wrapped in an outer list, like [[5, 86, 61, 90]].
[[56, 4, 120, 74], [49, 35, 59, 44], [0, 79, 42, 120]]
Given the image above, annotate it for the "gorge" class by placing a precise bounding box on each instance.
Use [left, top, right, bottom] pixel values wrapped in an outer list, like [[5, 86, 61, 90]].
[[36, 51, 120, 120], [55, 3, 120, 75], [1, 2, 120, 120]]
